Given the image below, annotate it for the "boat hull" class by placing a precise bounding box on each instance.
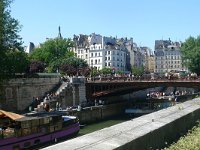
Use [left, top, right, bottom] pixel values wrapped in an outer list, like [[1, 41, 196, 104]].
[[0, 123, 80, 150]]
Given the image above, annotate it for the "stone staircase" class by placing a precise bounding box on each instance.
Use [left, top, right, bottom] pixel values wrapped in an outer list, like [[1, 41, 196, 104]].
[[33, 81, 71, 112]]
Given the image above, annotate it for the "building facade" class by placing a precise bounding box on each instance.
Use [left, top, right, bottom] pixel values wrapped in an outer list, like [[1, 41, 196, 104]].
[[154, 39, 188, 73], [140, 47, 155, 73], [72, 33, 129, 72]]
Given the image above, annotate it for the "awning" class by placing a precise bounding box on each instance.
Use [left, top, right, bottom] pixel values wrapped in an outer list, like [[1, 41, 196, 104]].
[[0, 110, 24, 120]]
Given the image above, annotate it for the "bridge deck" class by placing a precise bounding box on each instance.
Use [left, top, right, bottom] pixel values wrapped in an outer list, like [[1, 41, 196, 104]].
[[86, 80, 200, 99]]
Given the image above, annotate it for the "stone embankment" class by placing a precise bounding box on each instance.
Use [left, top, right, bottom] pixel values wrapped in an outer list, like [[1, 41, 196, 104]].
[[42, 97, 200, 150]]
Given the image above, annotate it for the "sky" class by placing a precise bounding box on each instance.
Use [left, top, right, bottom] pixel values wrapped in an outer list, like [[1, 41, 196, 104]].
[[11, 0, 200, 50]]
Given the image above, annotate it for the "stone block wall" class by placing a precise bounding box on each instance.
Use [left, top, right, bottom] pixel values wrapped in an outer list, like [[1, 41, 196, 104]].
[[69, 102, 126, 124], [0, 78, 60, 111]]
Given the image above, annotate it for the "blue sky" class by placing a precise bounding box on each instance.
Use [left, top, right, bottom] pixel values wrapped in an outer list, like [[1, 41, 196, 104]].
[[11, 0, 200, 49]]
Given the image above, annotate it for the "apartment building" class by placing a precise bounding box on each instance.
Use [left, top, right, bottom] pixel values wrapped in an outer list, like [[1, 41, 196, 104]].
[[154, 39, 187, 73]]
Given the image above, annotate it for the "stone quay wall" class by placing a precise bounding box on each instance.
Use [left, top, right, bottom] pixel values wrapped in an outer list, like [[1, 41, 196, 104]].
[[42, 98, 200, 150], [0, 78, 60, 111], [68, 102, 126, 124]]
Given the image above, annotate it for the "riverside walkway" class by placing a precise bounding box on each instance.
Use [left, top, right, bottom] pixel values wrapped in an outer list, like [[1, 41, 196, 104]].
[[42, 97, 200, 150]]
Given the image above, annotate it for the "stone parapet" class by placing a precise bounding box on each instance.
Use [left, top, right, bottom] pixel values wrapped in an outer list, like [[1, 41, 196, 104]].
[[42, 98, 200, 150]]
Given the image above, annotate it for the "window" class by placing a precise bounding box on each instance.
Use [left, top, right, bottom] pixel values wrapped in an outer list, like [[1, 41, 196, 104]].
[[95, 53, 97, 57], [86, 54, 88, 58], [24, 142, 31, 148], [108, 51, 110, 55], [91, 60, 93, 65], [34, 139, 40, 145], [108, 62, 111, 66], [91, 53, 93, 57], [113, 51, 115, 55], [108, 57, 110, 60], [113, 57, 115, 61], [105, 62, 107, 66], [98, 59, 100, 63], [98, 53, 100, 56], [13, 145, 20, 150], [105, 57, 107, 61], [95, 60, 97, 64]]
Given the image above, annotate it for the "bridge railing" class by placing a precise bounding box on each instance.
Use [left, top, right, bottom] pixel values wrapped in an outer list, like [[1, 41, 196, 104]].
[[86, 76, 200, 83]]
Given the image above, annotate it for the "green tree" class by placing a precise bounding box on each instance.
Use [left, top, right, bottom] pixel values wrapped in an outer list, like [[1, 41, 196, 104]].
[[180, 36, 200, 75], [131, 66, 144, 77], [100, 68, 112, 75], [0, 0, 23, 51], [91, 67, 99, 77], [5, 50, 29, 75], [0, 0, 25, 80], [31, 38, 74, 72]]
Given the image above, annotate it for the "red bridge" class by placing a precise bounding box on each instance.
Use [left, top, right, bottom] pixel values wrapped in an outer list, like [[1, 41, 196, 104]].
[[85, 78, 200, 100]]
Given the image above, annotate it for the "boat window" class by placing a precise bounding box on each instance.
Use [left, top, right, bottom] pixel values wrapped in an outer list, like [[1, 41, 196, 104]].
[[24, 142, 31, 148], [22, 128, 31, 136], [31, 127, 38, 134], [21, 121, 31, 128], [34, 139, 40, 145], [3, 128, 15, 138], [54, 122, 62, 131], [62, 119, 74, 127], [15, 128, 22, 137], [13, 144, 20, 150], [0, 130, 3, 139], [50, 126, 55, 132]]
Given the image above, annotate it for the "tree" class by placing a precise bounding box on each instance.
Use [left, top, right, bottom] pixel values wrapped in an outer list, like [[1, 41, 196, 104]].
[[131, 66, 144, 77], [28, 60, 45, 74], [5, 50, 29, 75], [0, 0, 25, 80], [100, 68, 112, 75], [59, 57, 90, 76], [180, 36, 200, 75], [31, 38, 74, 72], [0, 0, 23, 51]]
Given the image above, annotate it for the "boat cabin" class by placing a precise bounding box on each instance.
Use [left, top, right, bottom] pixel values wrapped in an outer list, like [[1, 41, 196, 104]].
[[0, 110, 77, 139]]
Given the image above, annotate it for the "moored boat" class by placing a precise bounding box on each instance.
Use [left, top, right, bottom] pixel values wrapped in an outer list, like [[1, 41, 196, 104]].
[[0, 110, 80, 150]]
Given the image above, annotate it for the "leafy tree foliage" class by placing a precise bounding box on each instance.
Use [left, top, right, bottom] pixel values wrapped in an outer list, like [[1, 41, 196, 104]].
[[116, 70, 123, 75], [90, 67, 99, 77], [180, 36, 200, 75], [0, 0, 26, 80], [28, 60, 45, 74], [0, 0, 23, 51], [131, 66, 144, 77], [100, 68, 112, 75], [31, 38, 74, 72], [5, 50, 29, 75], [59, 57, 90, 76]]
